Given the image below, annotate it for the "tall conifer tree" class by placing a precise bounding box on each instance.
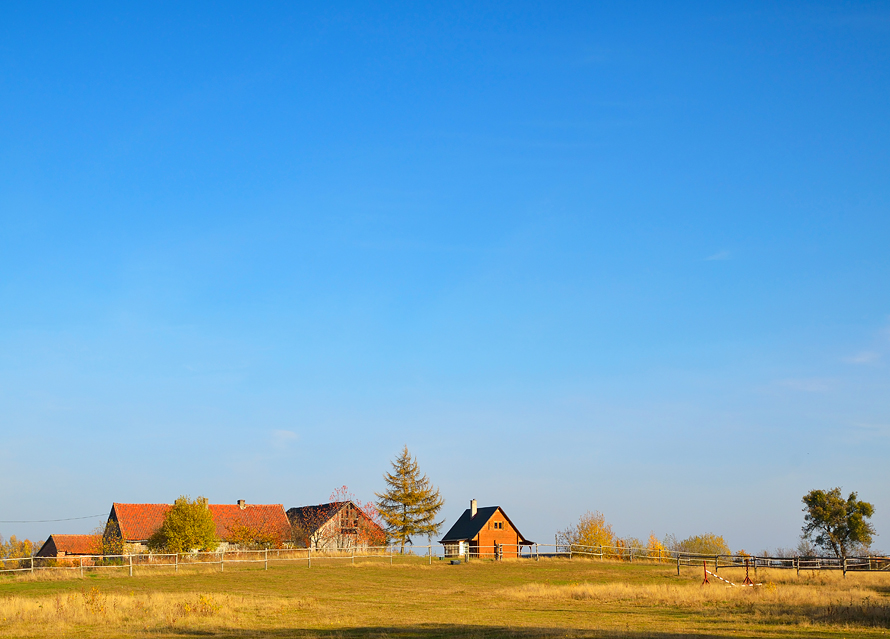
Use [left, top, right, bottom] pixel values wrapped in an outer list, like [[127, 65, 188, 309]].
[[375, 446, 444, 552]]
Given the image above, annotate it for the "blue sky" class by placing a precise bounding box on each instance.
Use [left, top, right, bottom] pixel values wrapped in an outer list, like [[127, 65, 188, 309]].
[[1, 2, 888, 552]]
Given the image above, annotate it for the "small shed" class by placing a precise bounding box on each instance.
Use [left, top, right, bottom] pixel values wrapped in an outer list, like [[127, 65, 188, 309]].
[[439, 499, 533, 558], [36, 534, 101, 558]]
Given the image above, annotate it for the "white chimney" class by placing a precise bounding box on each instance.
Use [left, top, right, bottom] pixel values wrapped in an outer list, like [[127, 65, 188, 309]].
[[470, 499, 477, 518], [238, 499, 246, 510]]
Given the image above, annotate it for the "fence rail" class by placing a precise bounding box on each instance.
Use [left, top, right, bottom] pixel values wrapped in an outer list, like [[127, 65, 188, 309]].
[[2, 541, 888, 581], [0, 544, 431, 577], [445, 542, 890, 575]]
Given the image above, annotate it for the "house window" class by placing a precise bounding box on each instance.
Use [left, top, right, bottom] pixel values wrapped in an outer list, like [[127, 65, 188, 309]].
[[493, 521, 504, 530]]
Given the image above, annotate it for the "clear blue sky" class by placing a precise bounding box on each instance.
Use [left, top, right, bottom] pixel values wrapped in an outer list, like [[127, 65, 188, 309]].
[[1, 2, 888, 553]]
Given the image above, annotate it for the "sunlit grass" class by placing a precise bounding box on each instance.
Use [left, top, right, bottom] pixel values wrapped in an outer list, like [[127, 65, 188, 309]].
[[1, 557, 888, 637]]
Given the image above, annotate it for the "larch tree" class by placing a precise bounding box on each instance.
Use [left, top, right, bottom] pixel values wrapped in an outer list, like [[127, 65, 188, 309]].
[[375, 446, 444, 553]]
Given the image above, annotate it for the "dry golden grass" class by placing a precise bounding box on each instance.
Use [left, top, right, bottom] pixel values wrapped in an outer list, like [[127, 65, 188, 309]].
[[507, 579, 890, 627], [1, 558, 888, 638], [0, 586, 315, 635]]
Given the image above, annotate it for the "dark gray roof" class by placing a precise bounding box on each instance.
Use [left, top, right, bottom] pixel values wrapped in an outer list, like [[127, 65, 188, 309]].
[[439, 506, 533, 544], [286, 501, 348, 534]]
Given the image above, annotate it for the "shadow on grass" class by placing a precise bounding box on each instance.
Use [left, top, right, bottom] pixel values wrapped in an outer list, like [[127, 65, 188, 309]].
[[165, 624, 766, 638]]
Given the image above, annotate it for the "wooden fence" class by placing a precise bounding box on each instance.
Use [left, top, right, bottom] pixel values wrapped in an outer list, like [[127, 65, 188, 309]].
[[2, 541, 888, 580]]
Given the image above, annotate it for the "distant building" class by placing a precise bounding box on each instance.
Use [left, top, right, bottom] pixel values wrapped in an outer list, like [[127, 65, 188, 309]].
[[439, 499, 533, 558], [36, 534, 101, 558], [287, 501, 385, 550], [105, 500, 291, 552]]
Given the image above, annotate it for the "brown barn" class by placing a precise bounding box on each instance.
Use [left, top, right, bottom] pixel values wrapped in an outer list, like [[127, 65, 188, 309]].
[[287, 501, 385, 550], [106, 500, 291, 552], [35, 534, 101, 558], [439, 499, 533, 558]]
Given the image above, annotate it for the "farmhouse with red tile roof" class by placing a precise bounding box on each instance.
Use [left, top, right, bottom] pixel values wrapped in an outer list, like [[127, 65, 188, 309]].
[[106, 500, 291, 552]]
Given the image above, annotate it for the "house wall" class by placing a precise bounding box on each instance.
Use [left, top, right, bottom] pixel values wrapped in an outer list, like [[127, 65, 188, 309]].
[[307, 504, 384, 551], [124, 541, 149, 554], [471, 508, 523, 558], [443, 541, 469, 557]]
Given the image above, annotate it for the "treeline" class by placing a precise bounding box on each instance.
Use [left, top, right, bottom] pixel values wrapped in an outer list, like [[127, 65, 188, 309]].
[[558, 511, 735, 556], [0, 535, 40, 559]]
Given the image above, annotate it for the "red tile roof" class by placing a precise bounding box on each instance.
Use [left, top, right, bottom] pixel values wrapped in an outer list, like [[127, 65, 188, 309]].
[[209, 504, 291, 541], [111, 503, 171, 541], [37, 534, 102, 557], [111, 502, 290, 543]]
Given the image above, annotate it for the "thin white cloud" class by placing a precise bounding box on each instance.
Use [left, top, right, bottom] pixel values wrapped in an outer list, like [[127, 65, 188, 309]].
[[705, 250, 731, 261], [271, 429, 299, 448], [850, 423, 890, 442], [845, 351, 881, 365]]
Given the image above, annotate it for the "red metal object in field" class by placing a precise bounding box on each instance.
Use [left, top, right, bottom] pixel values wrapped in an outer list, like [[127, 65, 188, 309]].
[[743, 558, 754, 586], [701, 560, 710, 585]]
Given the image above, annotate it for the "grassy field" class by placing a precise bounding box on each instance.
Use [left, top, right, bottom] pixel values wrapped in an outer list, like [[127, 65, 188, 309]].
[[1, 556, 888, 638]]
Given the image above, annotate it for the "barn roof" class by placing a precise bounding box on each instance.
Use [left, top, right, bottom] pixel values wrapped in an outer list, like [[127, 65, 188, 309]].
[[110, 502, 290, 542], [111, 503, 170, 541], [36, 534, 101, 557], [210, 504, 291, 541], [286, 501, 352, 534], [439, 506, 533, 544]]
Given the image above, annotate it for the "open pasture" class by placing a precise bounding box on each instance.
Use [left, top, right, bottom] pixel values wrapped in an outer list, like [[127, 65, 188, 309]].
[[1, 557, 888, 638]]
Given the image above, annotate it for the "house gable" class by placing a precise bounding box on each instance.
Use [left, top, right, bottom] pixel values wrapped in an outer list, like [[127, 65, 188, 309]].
[[286, 501, 383, 548]]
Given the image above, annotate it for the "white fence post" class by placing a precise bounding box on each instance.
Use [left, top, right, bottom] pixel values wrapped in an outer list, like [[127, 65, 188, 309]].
[[308, 546, 311, 569], [221, 550, 224, 572], [265, 548, 268, 570], [175, 553, 178, 573], [79, 557, 83, 578], [129, 554, 133, 577]]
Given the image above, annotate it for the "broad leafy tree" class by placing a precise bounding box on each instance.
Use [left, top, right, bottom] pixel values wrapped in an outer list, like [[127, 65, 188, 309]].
[[375, 446, 444, 552], [558, 511, 615, 549], [670, 533, 731, 556], [147, 495, 218, 552], [802, 488, 875, 558]]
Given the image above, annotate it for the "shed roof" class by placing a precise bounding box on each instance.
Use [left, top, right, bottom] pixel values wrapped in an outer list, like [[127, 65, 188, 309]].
[[439, 506, 533, 544], [36, 534, 101, 557]]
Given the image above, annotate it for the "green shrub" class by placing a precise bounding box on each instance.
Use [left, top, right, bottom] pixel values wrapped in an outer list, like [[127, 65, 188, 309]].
[[147, 496, 217, 553]]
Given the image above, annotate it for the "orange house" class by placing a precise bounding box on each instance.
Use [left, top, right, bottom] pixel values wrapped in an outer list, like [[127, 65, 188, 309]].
[[439, 499, 533, 558]]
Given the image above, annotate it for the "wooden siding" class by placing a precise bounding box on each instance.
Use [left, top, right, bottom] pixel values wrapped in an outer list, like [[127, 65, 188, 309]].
[[471, 508, 523, 558]]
